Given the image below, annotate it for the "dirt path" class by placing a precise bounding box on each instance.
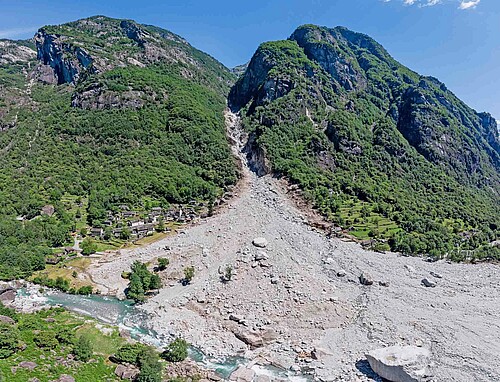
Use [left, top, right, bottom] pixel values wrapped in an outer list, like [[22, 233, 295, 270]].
[[87, 110, 500, 382]]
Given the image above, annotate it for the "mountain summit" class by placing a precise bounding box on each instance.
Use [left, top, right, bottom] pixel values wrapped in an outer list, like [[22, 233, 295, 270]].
[[230, 24, 499, 259]]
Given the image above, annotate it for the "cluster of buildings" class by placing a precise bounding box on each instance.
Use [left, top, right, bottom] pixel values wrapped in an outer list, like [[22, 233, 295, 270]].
[[89, 202, 207, 240]]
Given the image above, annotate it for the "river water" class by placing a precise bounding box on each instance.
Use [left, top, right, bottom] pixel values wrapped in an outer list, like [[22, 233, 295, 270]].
[[17, 287, 309, 381]]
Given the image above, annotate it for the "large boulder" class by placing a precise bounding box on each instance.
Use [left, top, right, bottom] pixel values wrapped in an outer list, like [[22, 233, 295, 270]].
[[421, 278, 436, 288], [0, 289, 16, 304], [18, 361, 37, 370], [252, 237, 268, 248], [0, 315, 15, 325], [234, 329, 263, 348], [366, 345, 432, 382], [115, 364, 140, 380], [359, 272, 374, 286], [230, 366, 255, 382]]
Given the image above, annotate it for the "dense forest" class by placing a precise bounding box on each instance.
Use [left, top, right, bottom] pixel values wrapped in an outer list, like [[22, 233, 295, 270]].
[[230, 25, 500, 260], [0, 16, 237, 280]]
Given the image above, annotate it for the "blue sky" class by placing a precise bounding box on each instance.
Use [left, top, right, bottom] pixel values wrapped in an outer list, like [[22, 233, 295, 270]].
[[1, 0, 498, 118]]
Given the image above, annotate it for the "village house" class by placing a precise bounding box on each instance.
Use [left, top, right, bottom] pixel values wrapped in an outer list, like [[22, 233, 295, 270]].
[[90, 227, 104, 238]]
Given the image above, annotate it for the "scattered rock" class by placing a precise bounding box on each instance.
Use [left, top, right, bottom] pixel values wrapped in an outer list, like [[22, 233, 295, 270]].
[[255, 375, 271, 382], [404, 265, 416, 273], [0, 315, 15, 324], [229, 314, 244, 323], [359, 272, 374, 286], [430, 271, 442, 279], [379, 281, 390, 287], [311, 347, 333, 361], [51, 375, 76, 382], [115, 364, 140, 380], [337, 269, 346, 277], [366, 345, 432, 382], [421, 278, 436, 288], [230, 366, 255, 382], [18, 361, 37, 370], [252, 237, 268, 248], [254, 251, 268, 261]]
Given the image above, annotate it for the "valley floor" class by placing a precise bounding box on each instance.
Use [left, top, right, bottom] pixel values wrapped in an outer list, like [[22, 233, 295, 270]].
[[87, 111, 500, 382]]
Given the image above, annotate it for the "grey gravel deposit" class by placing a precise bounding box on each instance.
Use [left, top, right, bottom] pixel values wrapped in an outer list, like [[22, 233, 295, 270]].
[[87, 111, 500, 382]]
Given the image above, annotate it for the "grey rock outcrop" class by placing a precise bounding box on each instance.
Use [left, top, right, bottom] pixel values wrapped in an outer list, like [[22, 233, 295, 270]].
[[0, 315, 16, 325], [34, 29, 95, 84], [114, 364, 140, 380], [366, 345, 432, 382]]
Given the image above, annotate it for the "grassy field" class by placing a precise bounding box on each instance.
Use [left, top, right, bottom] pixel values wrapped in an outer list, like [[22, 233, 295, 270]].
[[31, 257, 94, 290]]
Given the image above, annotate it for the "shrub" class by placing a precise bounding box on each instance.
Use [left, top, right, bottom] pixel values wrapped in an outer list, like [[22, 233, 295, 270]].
[[55, 327, 74, 345], [161, 338, 188, 362], [157, 257, 169, 271], [34, 330, 58, 349], [113, 343, 148, 365], [0, 302, 18, 322], [183, 267, 195, 284], [0, 323, 20, 358], [73, 335, 93, 362]]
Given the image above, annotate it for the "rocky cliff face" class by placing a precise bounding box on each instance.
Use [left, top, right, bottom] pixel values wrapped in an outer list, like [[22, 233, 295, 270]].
[[289, 25, 368, 91], [0, 40, 36, 65], [35, 30, 95, 84], [28, 16, 233, 109]]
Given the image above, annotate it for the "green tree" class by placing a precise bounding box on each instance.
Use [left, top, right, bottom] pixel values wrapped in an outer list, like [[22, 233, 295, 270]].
[[81, 237, 97, 256], [136, 347, 162, 382], [0, 323, 19, 358], [120, 228, 131, 240], [73, 335, 93, 362], [161, 338, 188, 362], [103, 226, 113, 240], [224, 265, 233, 282], [157, 257, 169, 271], [126, 273, 145, 303], [155, 218, 165, 233], [149, 274, 161, 290]]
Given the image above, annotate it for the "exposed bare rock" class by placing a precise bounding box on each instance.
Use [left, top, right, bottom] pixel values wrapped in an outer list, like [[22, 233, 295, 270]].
[[0, 315, 16, 325], [359, 272, 374, 286], [114, 364, 139, 380], [252, 237, 268, 248], [229, 366, 255, 382], [366, 345, 432, 382], [421, 278, 436, 288]]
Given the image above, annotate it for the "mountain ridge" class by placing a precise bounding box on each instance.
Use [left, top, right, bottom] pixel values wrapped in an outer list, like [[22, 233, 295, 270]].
[[230, 24, 499, 259]]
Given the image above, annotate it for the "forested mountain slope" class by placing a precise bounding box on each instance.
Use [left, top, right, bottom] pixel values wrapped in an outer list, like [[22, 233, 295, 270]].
[[230, 25, 500, 260], [0, 16, 237, 279]]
